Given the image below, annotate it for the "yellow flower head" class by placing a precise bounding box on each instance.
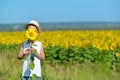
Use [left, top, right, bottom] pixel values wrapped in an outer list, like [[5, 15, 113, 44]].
[[116, 52, 120, 57], [25, 28, 38, 40]]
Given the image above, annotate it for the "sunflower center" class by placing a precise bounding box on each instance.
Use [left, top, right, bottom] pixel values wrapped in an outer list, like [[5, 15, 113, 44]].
[[29, 32, 34, 37]]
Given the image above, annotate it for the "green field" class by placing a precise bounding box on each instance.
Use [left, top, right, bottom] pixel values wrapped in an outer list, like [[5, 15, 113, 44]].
[[0, 45, 120, 80]]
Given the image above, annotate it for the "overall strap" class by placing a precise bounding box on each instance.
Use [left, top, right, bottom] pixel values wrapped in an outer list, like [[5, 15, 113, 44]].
[[22, 41, 30, 50]]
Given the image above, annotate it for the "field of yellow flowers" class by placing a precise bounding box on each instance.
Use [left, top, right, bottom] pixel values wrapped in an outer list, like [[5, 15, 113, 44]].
[[0, 30, 120, 50]]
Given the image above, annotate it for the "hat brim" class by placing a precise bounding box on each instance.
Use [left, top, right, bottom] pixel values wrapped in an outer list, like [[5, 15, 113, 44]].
[[24, 23, 40, 32]]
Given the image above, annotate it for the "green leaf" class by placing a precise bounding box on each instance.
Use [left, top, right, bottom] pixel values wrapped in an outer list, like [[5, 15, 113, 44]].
[[29, 62, 34, 70], [32, 74, 36, 80], [22, 55, 27, 61], [32, 50, 37, 55]]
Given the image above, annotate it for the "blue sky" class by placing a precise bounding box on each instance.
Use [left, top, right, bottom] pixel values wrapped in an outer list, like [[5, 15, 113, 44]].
[[0, 0, 120, 23]]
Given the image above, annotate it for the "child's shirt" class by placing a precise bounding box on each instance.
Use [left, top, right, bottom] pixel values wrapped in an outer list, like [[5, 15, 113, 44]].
[[22, 40, 42, 77]]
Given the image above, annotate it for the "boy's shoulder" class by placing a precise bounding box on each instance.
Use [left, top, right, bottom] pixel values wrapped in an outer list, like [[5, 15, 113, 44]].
[[22, 40, 28, 44], [35, 40, 42, 45]]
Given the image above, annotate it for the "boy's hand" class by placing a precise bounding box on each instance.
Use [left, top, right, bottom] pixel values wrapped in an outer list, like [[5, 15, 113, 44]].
[[30, 48, 37, 55], [23, 49, 31, 55], [30, 47, 35, 51], [23, 48, 37, 55]]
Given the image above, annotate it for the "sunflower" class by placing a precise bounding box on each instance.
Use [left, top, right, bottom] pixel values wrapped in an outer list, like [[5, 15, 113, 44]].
[[116, 52, 120, 57], [25, 28, 38, 40]]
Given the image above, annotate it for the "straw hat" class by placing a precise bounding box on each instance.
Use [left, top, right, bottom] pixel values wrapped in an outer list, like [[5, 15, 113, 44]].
[[24, 20, 41, 32]]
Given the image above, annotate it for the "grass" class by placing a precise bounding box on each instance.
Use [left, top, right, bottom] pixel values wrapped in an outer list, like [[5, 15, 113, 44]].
[[42, 63, 120, 80], [0, 47, 120, 80]]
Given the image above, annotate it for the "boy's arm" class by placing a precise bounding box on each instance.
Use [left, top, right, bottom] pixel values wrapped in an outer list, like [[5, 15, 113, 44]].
[[36, 45, 45, 60], [17, 45, 30, 59], [17, 45, 24, 59]]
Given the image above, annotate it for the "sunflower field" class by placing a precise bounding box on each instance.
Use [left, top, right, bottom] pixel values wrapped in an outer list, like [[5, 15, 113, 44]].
[[1, 30, 120, 49], [0, 30, 120, 80], [0, 30, 120, 70]]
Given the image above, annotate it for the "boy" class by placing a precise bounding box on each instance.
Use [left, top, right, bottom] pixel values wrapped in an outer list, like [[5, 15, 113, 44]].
[[18, 20, 45, 80]]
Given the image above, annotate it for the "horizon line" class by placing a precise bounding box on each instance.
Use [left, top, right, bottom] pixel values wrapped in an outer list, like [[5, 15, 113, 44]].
[[0, 21, 120, 24]]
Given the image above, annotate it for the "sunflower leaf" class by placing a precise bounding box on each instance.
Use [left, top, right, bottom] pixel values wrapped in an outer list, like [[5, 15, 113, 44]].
[[32, 50, 37, 55], [29, 62, 34, 70], [32, 74, 37, 80]]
